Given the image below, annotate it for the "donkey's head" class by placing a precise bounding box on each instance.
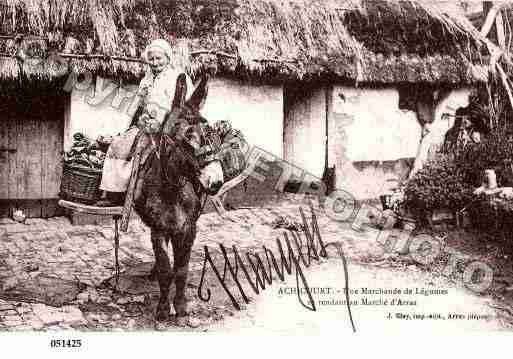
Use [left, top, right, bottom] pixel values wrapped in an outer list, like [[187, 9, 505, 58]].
[[161, 73, 209, 134], [158, 74, 214, 193]]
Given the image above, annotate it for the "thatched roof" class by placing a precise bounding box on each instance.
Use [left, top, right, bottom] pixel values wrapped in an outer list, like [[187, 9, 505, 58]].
[[0, 0, 489, 85]]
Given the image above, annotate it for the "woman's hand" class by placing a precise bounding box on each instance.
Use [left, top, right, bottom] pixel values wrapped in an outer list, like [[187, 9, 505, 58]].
[[138, 113, 161, 134], [146, 117, 161, 134], [137, 113, 150, 128]]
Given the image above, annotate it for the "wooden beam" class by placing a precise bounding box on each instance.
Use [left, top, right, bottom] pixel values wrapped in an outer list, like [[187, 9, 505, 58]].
[[496, 11, 506, 48], [0, 49, 298, 66], [58, 199, 123, 216], [496, 62, 513, 109], [120, 138, 143, 232], [466, 8, 513, 70], [480, 2, 506, 37]]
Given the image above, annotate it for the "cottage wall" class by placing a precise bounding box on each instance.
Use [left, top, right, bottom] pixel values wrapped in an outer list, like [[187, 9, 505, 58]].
[[201, 78, 283, 157], [327, 86, 472, 200], [63, 76, 471, 203], [64, 78, 138, 150], [282, 85, 422, 194], [328, 86, 421, 200]]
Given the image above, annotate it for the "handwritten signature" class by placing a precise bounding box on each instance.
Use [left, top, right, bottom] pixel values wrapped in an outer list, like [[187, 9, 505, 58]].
[[198, 206, 357, 332]]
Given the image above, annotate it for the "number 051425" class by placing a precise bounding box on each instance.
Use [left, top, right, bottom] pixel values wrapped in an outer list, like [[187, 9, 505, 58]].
[[50, 339, 82, 348]]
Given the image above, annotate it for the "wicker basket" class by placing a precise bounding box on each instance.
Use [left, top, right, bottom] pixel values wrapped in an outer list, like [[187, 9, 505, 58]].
[[60, 163, 103, 204]]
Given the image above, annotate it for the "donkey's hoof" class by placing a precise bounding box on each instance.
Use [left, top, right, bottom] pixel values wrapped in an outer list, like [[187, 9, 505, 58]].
[[156, 303, 170, 322], [175, 316, 189, 327], [173, 300, 188, 317], [156, 312, 169, 322]]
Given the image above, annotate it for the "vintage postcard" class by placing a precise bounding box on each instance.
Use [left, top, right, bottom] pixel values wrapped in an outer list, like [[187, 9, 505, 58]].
[[0, 0, 512, 353]]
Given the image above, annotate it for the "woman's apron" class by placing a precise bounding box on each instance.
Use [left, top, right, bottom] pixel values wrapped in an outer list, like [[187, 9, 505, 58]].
[[99, 127, 140, 192]]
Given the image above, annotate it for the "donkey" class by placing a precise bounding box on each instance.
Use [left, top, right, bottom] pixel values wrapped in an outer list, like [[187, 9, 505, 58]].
[[133, 74, 216, 321]]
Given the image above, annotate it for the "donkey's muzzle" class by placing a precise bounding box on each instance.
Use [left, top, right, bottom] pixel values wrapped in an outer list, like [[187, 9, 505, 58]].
[[199, 161, 224, 195]]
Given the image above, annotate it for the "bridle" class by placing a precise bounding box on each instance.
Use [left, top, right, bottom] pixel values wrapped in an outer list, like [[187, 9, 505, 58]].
[[156, 131, 202, 192], [155, 131, 209, 213]]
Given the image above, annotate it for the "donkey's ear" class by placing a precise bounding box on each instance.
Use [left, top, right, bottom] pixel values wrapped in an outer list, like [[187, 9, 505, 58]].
[[172, 73, 188, 111], [161, 74, 188, 134], [186, 74, 209, 111]]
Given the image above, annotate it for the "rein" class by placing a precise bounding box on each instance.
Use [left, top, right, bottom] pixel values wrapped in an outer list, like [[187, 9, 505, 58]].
[[157, 133, 202, 192], [158, 135, 209, 215]]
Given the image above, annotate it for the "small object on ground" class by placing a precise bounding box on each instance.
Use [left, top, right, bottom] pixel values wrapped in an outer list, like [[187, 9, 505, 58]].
[[175, 316, 189, 327], [187, 317, 201, 328], [12, 210, 26, 223], [155, 322, 167, 331], [87, 289, 99, 303], [2, 277, 18, 291], [116, 297, 130, 305], [270, 216, 303, 231], [97, 295, 111, 304], [130, 295, 145, 304], [76, 291, 89, 304], [88, 313, 101, 322], [127, 318, 136, 329], [24, 264, 39, 272]]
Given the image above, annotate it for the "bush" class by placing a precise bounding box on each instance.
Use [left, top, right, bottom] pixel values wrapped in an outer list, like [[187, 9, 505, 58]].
[[404, 132, 513, 225], [458, 132, 513, 188], [403, 153, 474, 222]]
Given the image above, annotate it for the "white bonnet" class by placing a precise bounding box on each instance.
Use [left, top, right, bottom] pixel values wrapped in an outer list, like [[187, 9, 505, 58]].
[[142, 39, 173, 62]]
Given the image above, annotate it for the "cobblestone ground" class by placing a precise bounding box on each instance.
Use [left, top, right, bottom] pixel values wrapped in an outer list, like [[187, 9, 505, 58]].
[[0, 197, 509, 331]]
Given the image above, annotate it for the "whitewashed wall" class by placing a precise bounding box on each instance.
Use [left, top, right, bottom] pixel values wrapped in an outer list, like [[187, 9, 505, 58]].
[[328, 86, 421, 199], [332, 87, 421, 162], [327, 86, 472, 199], [201, 78, 283, 157], [65, 78, 138, 150]]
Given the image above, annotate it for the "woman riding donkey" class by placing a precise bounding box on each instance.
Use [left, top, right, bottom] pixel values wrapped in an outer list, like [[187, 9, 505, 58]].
[[96, 39, 223, 206], [95, 39, 247, 321]]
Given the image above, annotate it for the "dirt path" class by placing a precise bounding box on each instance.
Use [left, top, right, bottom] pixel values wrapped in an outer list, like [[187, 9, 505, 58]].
[[1, 203, 512, 332], [211, 259, 506, 333]]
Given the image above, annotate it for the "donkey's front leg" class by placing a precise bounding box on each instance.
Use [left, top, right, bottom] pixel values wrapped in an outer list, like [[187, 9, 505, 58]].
[[171, 227, 195, 317], [147, 236, 159, 281], [151, 229, 173, 322]]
